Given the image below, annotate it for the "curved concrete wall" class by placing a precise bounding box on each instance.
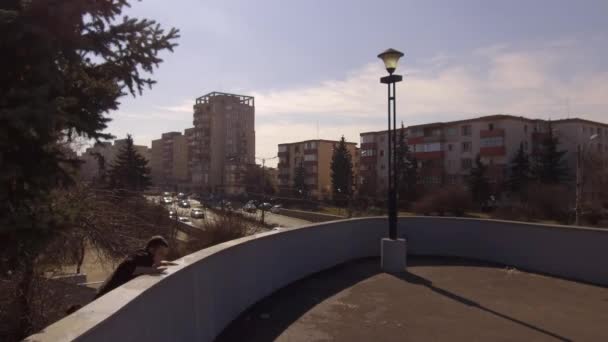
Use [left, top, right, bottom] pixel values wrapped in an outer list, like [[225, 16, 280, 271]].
[[27, 217, 608, 342]]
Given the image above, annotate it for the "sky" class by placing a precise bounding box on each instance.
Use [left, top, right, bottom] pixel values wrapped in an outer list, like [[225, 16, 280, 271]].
[[106, 0, 608, 167]]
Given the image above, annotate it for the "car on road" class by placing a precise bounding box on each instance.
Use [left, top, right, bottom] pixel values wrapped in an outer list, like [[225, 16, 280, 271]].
[[168, 210, 177, 219], [270, 204, 282, 213], [243, 202, 257, 213], [190, 208, 205, 219], [178, 216, 191, 223], [161, 196, 173, 205], [178, 200, 190, 208]]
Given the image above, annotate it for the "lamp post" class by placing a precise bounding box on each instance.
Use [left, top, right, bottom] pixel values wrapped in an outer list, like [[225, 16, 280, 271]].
[[378, 48, 406, 273], [553, 129, 598, 226], [575, 134, 598, 225]]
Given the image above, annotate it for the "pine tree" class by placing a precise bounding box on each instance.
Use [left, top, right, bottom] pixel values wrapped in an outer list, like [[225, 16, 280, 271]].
[[108, 135, 151, 192], [293, 161, 308, 198], [508, 142, 531, 195], [331, 136, 354, 200], [468, 154, 490, 207], [396, 123, 419, 205], [0, 2, 178, 337], [532, 128, 569, 184]]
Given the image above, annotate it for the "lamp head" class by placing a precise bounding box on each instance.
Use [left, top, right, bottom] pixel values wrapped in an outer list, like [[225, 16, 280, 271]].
[[378, 48, 404, 75]]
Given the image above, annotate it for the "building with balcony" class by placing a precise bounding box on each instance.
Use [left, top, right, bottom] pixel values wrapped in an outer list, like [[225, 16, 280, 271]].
[[191, 92, 255, 195], [360, 114, 607, 197], [150, 131, 186, 189], [277, 139, 359, 199]]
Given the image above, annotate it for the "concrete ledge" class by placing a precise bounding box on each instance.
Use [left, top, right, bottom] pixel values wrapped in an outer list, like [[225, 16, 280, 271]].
[[26, 217, 608, 342]]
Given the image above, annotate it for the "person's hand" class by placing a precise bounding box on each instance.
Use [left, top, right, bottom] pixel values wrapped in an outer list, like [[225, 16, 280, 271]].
[[160, 260, 178, 266], [150, 266, 168, 274]]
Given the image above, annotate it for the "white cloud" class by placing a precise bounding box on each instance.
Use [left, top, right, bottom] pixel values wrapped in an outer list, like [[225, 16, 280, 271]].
[[112, 39, 608, 168], [249, 40, 608, 166]]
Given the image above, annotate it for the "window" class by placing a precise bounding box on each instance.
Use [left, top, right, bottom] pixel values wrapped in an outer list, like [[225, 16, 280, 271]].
[[294, 146, 300, 153], [598, 127, 601, 135], [304, 141, 317, 149], [380, 136, 385, 142], [446, 127, 457, 136], [488, 123, 494, 131], [461, 158, 473, 170], [361, 135, 375, 143], [448, 144, 453, 151], [524, 125, 528, 133], [461, 125, 472, 136], [480, 136, 504, 147], [380, 164, 385, 170], [361, 149, 375, 157], [380, 150, 384, 157], [415, 142, 441, 152], [304, 154, 317, 161], [462, 141, 472, 152]]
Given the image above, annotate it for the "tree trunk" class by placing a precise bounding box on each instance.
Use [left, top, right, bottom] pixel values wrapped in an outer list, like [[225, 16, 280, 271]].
[[15, 259, 34, 340], [76, 239, 86, 274]]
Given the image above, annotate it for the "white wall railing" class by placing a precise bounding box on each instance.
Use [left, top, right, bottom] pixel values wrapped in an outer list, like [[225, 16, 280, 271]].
[[27, 217, 608, 342]]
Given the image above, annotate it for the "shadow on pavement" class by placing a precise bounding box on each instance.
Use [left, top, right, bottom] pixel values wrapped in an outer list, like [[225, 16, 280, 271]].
[[392, 271, 572, 342], [215, 258, 382, 342]]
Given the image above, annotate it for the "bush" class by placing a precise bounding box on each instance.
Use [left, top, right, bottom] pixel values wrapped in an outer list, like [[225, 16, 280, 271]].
[[412, 186, 472, 217], [525, 183, 571, 223]]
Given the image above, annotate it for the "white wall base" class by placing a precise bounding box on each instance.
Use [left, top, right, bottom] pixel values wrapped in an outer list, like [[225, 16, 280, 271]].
[[381, 238, 407, 273]]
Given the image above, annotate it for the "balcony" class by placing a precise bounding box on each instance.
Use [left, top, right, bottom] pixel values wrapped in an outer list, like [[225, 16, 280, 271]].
[[303, 148, 317, 155], [480, 146, 506, 156], [414, 151, 444, 160], [278, 151, 289, 158], [360, 142, 377, 150], [480, 128, 505, 138]]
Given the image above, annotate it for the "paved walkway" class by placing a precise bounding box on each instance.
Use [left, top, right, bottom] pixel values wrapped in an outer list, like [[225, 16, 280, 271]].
[[217, 257, 608, 342]]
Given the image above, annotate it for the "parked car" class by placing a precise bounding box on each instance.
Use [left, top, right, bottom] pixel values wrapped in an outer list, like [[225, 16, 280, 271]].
[[243, 202, 257, 213], [178, 200, 190, 208], [178, 216, 191, 223], [177, 192, 187, 200], [218, 200, 233, 210], [162, 192, 172, 197], [161, 197, 173, 205], [259, 202, 273, 211], [190, 208, 205, 219], [168, 210, 177, 219], [270, 204, 282, 214]]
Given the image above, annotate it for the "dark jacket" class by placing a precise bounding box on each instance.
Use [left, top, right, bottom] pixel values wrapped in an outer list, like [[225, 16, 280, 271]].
[[95, 249, 153, 299]]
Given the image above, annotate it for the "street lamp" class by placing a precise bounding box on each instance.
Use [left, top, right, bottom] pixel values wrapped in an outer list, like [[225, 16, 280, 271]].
[[575, 134, 598, 225], [378, 48, 406, 273]]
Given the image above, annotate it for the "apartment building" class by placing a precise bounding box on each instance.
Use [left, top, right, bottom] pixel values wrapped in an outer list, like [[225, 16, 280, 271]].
[[80, 139, 150, 181], [191, 92, 255, 194], [150, 131, 184, 187], [277, 139, 359, 199], [360, 114, 573, 196]]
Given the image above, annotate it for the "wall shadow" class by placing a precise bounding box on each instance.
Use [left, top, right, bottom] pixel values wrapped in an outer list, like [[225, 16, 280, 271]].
[[392, 271, 572, 342], [216, 256, 573, 342], [215, 257, 382, 342]]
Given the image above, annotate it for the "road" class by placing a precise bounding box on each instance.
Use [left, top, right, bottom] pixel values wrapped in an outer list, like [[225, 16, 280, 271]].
[[146, 196, 311, 230]]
